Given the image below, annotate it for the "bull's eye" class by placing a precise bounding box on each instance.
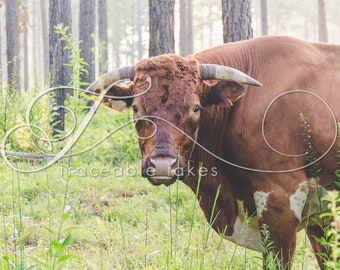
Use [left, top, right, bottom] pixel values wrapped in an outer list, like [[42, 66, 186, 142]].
[[132, 105, 138, 114], [193, 105, 201, 113]]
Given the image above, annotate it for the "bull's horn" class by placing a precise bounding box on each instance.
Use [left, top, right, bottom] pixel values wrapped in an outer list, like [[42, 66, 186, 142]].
[[87, 65, 135, 92], [199, 64, 262, 87]]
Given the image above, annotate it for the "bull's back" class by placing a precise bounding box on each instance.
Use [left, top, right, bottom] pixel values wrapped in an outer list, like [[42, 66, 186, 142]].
[[197, 36, 340, 184]]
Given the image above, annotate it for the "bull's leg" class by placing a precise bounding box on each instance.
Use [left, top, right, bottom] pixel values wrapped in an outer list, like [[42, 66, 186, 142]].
[[306, 224, 329, 270], [259, 219, 297, 269], [254, 191, 299, 269]]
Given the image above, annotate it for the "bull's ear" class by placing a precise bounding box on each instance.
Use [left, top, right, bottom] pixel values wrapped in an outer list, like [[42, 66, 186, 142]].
[[94, 83, 134, 111], [200, 80, 245, 107]]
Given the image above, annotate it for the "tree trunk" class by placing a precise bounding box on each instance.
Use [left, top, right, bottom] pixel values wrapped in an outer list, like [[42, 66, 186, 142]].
[[0, 3, 2, 92], [98, 0, 108, 73], [49, 0, 72, 135], [79, 0, 95, 86], [32, 0, 39, 88], [260, 0, 268, 35], [113, 8, 121, 68], [304, 0, 309, 40], [136, 0, 143, 59], [149, 0, 175, 57], [180, 0, 193, 56], [208, 4, 213, 48], [23, 19, 28, 91], [318, 0, 328, 43], [6, 0, 20, 94], [22, 2, 29, 91], [221, 0, 253, 43], [179, 0, 187, 56], [41, 0, 49, 86], [129, 0, 135, 64], [187, 0, 193, 54]]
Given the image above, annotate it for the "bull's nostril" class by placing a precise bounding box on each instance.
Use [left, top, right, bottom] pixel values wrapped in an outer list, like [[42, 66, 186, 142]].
[[148, 156, 178, 177], [150, 157, 177, 167], [142, 166, 156, 178]]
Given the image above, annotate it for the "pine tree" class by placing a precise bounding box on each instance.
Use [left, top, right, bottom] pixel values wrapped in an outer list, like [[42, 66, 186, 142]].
[[6, 0, 19, 93], [261, 0, 268, 35], [79, 0, 95, 85], [318, 0, 328, 42], [180, 0, 193, 56], [49, 0, 72, 135], [149, 0, 175, 56], [98, 0, 108, 73], [41, 0, 49, 85], [221, 0, 253, 43]]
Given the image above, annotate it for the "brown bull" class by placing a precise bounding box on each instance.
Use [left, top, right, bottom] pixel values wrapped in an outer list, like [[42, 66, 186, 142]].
[[91, 36, 339, 269]]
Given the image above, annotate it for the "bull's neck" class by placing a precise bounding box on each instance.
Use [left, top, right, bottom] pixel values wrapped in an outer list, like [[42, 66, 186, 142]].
[[183, 106, 238, 235], [195, 41, 259, 80], [182, 41, 259, 234]]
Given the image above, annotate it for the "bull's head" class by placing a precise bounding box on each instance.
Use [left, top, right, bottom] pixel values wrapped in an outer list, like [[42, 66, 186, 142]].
[[91, 55, 261, 186]]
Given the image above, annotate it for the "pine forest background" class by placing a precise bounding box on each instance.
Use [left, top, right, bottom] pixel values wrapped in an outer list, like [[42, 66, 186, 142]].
[[0, 1, 340, 269], [0, 0, 339, 92]]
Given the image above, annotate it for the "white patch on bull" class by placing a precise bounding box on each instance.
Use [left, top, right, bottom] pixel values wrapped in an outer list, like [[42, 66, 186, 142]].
[[224, 200, 261, 251], [224, 181, 334, 251], [253, 191, 270, 219], [289, 181, 309, 222]]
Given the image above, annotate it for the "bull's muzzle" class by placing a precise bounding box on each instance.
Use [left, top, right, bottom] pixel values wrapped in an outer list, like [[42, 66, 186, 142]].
[[142, 155, 184, 186]]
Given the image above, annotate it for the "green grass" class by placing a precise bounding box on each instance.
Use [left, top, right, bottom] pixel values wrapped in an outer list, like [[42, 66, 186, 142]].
[[0, 159, 321, 269]]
